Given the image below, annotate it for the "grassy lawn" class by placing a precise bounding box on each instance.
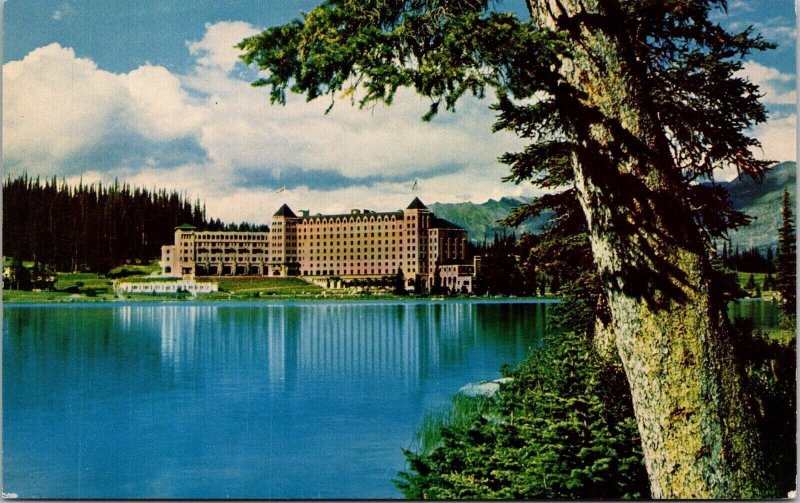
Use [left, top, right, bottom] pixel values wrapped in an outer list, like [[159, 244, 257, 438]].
[[3, 289, 120, 303], [7, 270, 118, 302], [54, 272, 114, 294], [3, 290, 74, 303], [198, 276, 324, 297], [737, 271, 767, 287], [734, 271, 783, 300]]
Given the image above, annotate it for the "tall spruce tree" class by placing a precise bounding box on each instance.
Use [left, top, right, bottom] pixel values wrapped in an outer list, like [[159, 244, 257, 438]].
[[239, 1, 774, 496], [776, 188, 796, 317]]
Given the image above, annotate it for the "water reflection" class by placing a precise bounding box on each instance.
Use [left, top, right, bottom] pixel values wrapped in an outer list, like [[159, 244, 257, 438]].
[[728, 299, 783, 329], [109, 302, 549, 386]]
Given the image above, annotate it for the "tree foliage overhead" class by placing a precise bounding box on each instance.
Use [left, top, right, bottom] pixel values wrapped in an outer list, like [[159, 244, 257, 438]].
[[240, 0, 771, 242]]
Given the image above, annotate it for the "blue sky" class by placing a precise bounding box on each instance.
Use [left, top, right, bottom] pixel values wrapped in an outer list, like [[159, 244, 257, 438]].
[[3, 0, 796, 223]]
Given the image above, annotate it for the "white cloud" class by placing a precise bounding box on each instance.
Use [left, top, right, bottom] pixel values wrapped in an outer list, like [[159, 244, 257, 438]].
[[717, 112, 798, 179], [3, 24, 524, 221], [728, 0, 755, 13], [752, 17, 797, 42], [3, 43, 205, 176], [739, 61, 796, 105], [187, 21, 261, 74], [120, 65, 204, 140], [190, 164, 537, 225], [3, 44, 126, 172], [5, 22, 791, 225], [179, 21, 520, 182], [752, 114, 797, 163]]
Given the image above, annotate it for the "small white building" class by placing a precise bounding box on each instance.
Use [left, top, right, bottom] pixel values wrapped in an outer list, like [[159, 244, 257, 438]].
[[115, 280, 218, 295]]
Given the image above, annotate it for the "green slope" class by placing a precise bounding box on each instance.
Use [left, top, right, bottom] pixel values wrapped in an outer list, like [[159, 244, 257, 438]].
[[428, 197, 550, 242]]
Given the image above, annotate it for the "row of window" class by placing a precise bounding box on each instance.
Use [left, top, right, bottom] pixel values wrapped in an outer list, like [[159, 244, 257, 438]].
[[194, 257, 263, 263], [184, 242, 268, 248], [305, 254, 417, 261], [302, 269, 397, 276], [183, 234, 269, 241], [305, 260, 402, 268], [305, 246, 405, 253]]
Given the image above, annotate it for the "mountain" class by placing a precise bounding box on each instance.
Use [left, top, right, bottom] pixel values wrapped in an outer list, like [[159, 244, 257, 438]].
[[429, 197, 550, 242], [430, 161, 796, 249], [721, 161, 796, 252]]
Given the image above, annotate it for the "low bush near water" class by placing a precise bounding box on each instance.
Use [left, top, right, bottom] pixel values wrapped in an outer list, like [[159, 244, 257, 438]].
[[395, 331, 650, 500]]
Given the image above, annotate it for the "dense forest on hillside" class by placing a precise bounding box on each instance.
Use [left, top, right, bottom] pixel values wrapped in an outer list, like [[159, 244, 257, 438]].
[[3, 175, 267, 272], [724, 161, 797, 251]]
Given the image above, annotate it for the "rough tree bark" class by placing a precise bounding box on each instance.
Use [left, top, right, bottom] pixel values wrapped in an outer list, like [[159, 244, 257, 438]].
[[529, 0, 769, 498]]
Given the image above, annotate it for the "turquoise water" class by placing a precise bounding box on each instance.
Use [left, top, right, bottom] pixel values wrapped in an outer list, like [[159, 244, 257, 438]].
[[3, 300, 554, 499]]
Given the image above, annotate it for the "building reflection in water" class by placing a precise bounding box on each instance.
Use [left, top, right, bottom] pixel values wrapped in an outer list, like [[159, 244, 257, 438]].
[[112, 301, 549, 387]]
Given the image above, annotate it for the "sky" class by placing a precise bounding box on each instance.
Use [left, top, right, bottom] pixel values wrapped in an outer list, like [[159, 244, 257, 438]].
[[3, 0, 797, 224]]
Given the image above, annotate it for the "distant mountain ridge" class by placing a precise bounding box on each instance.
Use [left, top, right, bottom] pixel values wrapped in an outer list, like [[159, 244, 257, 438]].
[[428, 197, 548, 242], [430, 161, 796, 250]]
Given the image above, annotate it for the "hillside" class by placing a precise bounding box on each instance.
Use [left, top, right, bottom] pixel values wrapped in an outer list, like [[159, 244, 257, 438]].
[[428, 197, 549, 242], [721, 161, 796, 251], [429, 161, 796, 248]]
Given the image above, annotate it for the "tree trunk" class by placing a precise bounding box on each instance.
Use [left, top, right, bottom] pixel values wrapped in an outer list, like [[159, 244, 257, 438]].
[[529, 0, 770, 497]]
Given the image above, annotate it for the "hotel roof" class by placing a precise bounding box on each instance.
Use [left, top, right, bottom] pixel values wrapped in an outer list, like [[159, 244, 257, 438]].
[[406, 197, 428, 210], [273, 204, 297, 218], [430, 215, 464, 230], [299, 210, 403, 221]]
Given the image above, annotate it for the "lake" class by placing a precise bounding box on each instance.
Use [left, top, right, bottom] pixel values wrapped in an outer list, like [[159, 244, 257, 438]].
[[3, 300, 555, 499], [727, 297, 785, 330]]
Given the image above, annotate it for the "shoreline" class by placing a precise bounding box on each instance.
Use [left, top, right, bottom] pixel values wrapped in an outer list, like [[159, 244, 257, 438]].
[[2, 294, 561, 307]]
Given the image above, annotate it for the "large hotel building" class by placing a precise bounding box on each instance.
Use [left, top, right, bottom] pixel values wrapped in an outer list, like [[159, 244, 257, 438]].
[[161, 198, 477, 292]]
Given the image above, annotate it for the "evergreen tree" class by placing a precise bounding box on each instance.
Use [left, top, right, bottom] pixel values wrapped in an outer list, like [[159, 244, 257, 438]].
[[8, 257, 32, 291], [393, 267, 406, 295], [745, 273, 756, 290], [776, 188, 796, 317], [766, 246, 775, 272], [431, 265, 443, 295], [240, 0, 775, 496], [763, 272, 774, 291]]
